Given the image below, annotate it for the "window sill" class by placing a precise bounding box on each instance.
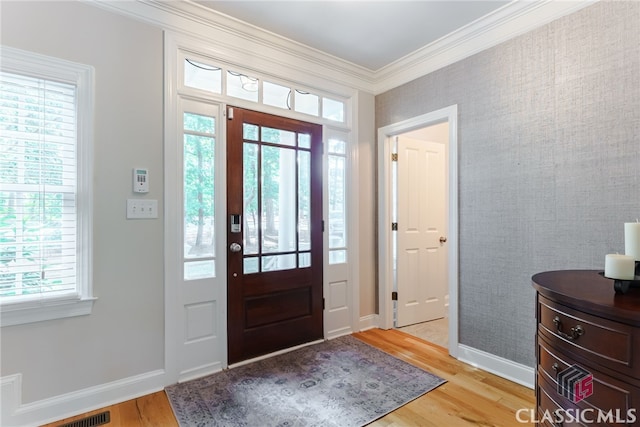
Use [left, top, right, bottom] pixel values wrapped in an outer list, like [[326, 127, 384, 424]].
[[1, 297, 97, 327]]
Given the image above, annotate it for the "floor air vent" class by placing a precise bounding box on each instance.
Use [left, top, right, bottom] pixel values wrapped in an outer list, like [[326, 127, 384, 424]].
[[58, 411, 110, 427]]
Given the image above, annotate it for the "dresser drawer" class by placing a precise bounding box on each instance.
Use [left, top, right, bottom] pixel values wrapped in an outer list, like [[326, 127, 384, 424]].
[[538, 295, 638, 375], [538, 335, 637, 416]]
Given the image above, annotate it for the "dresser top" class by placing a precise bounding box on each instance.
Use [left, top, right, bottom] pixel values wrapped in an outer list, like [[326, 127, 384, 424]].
[[532, 270, 640, 326]]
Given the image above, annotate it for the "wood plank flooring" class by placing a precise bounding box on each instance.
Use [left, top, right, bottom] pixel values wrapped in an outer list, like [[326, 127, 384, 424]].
[[42, 328, 535, 427]]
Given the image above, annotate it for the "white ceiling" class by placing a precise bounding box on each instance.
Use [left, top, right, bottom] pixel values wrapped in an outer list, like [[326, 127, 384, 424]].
[[193, 1, 510, 71]]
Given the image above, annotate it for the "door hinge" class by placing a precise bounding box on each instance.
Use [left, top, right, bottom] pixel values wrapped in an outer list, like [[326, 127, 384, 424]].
[[392, 291, 398, 301], [323, 298, 325, 310], [228, 107, 234, 120], [392, 222, 398, 231], [322, 220, 325, 232], [391, 153, 398, 162]]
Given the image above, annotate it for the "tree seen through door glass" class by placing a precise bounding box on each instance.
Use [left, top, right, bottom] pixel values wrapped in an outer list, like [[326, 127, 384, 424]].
[[242, 125, 312, 274], [328, 137, 347, 264], [261, 146, 296, 255], [261, 127, 295, 147], [243, 142, 259, 255], [183, 112, 216, 280]]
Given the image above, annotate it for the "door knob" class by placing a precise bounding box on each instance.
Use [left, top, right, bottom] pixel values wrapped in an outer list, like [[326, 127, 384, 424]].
[[230, 243, 242, 253], [439, 236, 447, 244]]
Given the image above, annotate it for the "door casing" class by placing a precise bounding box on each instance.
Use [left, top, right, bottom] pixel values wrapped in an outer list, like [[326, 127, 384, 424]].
[[377, 104, 459, 358]]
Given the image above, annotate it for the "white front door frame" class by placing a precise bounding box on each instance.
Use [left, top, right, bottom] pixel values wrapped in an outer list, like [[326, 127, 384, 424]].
[[377, 104, 459, 357]]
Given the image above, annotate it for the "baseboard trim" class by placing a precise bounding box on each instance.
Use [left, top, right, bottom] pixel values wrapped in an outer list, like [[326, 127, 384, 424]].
[[326, 326, 353, 340], [178, 362, 223, 384], [457, 344, 535, 389], [358, 314, 379, 331], [1, 369, 166, 427]]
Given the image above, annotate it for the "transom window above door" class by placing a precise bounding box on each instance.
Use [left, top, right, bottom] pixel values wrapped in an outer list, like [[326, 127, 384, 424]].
[[181, 54, 346, 124]]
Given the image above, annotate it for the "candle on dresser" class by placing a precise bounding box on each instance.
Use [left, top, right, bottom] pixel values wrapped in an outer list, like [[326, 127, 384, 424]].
[[625, 222, 640, 261], [605, 254, 635, 280]]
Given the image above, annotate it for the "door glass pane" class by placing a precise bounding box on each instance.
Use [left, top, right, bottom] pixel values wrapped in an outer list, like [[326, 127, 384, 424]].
[[299, 252, 311, 268], [261, 127, 295, 147], [262, 254, 296, 272], [263, 81, 291, 110], [298, 151, 310, 251], [243, 123, 259, 141], [294, 90, 319, 116], [184, 59, 222, 94], [227, 71, 259, 102], [243, 143, 259, 255], [328, 155, 346, 249], [329, 250, 346, 264], [328, 138, 346, 154], [184, 260, 216, 281], [261, 146, 296, 253], [184, 113, 215, 134], [298, 133, 311, 149], [184, 130, 215, 260], [244, 257, 259, 274]]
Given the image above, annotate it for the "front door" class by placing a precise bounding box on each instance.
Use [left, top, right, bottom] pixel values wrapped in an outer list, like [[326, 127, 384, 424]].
[[226, 107, 323, 364]]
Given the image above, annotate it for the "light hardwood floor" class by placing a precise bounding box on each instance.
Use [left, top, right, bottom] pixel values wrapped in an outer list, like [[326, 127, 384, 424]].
[[397, 317, 449, 348], [43, 329, 535, 427]]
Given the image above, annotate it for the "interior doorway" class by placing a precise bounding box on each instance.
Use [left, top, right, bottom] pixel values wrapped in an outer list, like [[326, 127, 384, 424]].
[[394, 125, 449, 348], [377, 105, 459, 357]]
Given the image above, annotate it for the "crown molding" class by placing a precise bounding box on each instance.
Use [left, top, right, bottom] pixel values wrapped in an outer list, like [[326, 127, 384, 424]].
[[86, 0, 598, 95], [85, 0, 376, 94], [371, 0, 598, 94]]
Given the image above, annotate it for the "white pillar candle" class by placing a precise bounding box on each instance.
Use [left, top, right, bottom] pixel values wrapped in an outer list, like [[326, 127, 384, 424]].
[[605, 254, 635, 280], [625, 222, 640, 261]]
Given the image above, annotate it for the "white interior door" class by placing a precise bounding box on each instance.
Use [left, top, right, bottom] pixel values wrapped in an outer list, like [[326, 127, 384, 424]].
[[396, 135, 447, 327]]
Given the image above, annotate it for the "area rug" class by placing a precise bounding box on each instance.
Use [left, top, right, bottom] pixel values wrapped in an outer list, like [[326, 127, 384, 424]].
[[165, 335, 445, 427]]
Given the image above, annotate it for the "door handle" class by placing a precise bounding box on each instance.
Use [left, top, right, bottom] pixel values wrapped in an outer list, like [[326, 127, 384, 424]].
[[439, 236, 447, 244], [230, 243, 242, 253]]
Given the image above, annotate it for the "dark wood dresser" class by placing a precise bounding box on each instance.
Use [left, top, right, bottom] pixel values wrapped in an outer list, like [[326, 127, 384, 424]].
[[532, 270, 640, 426]]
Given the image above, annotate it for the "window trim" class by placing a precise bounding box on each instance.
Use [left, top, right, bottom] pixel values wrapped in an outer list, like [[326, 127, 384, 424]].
[[0, 46, 95, 327]]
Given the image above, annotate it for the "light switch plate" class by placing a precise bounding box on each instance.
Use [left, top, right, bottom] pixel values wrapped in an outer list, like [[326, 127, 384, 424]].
[[127, 199, 158, 219]]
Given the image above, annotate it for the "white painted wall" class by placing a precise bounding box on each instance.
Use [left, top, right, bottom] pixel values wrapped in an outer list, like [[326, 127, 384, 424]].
[[0, 0, 164, 405]]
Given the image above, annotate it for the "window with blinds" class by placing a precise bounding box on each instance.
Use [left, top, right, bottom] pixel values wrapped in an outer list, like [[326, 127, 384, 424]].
[[0, 46, 94, 326]]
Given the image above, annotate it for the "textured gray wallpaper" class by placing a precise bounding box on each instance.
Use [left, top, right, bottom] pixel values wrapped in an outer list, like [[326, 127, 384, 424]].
[[376, 1, 640, 367]]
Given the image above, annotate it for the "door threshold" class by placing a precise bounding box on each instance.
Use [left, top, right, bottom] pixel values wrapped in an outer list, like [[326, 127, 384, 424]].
[[228, 338, 325, 369]]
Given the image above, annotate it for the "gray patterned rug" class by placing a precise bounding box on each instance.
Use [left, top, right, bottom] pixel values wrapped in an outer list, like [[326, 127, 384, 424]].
[[165, 335, 445, 427]]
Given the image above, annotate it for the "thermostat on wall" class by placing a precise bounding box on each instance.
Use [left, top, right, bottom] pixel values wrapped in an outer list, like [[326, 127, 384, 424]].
[[133, 168, 149, 193]]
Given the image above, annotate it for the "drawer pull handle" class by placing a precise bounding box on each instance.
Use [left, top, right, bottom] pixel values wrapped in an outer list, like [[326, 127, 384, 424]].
[[552, 362, 559, 372], [553, 316, 584, 341]]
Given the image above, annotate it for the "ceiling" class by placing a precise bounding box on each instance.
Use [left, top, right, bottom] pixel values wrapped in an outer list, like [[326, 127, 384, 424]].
[[193, 1, 510, 71]]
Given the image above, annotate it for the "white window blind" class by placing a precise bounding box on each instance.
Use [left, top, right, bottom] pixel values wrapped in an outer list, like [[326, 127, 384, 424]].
[[0, 47, 94, 326], [0, 71, 78, 302]]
